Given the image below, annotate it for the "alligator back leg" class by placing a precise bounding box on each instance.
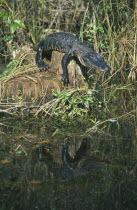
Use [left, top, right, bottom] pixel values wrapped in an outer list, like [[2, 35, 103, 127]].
[[61, 51, 72, 85], [36, 40, 49, 71]]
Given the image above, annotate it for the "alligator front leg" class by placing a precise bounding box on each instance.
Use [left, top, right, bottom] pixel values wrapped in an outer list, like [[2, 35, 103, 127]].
[[61, 51, 71, 86], [81, 65, 88, 81], [36, 40, 49, 71]]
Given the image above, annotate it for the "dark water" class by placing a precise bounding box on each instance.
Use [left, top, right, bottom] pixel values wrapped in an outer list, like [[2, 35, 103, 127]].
[[0, 117, 137, 210]]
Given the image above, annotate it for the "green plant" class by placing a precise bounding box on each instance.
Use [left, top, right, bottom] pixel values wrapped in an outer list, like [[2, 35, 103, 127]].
[[0, 12, 26, 34], [0, 60, 19, 78], [36, 88, 101, 123], [0, 1, 26, 34]]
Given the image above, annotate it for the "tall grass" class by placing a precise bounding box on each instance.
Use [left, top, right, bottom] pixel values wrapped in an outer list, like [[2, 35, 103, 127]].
[[0, 0, 136, 113], [1, 0, 136, 75]]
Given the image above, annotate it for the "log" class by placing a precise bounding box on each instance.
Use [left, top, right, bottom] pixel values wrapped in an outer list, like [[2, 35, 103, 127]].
[[0, 50, 88, 104]]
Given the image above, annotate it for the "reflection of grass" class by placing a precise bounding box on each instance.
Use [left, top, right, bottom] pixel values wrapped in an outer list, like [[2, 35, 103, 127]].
[[0, 113, 136, 209]]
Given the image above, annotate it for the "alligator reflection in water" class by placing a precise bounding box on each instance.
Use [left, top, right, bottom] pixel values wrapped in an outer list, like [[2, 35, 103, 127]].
[[22, 139, 103, 182], [53, 142, 102, 179], [1, 133, 136, 209]]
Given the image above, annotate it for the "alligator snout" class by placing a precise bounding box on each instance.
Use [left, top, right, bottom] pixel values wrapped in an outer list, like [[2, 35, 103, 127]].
[[105, 65, 111, 71], [79, 54, 111, 72], [100, 64, 111, 71]]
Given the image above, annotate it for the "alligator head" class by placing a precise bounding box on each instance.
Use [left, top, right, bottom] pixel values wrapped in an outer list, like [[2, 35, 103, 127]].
[[73, 44, 110, 71]]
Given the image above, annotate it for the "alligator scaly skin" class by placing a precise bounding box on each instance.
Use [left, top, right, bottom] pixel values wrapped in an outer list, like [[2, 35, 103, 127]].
[[36, 32, 110, 85]]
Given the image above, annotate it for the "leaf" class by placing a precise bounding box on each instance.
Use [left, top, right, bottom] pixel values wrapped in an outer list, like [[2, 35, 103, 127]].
[[3, 36, 13, 42], [10, 23, 17, 33], [0, 11, 9, 20], [0, 160, 12, 163], [7, 16, 12, 24], [14, 19, 26, 29], [29, 180, 43, 184]]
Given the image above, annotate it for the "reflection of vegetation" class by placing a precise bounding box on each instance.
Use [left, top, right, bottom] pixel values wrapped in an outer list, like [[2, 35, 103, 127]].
[[0, 110, 136, 209]]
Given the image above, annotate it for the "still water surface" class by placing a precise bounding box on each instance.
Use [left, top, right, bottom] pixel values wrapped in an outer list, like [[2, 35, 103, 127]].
[[0, 118, 137, 210]]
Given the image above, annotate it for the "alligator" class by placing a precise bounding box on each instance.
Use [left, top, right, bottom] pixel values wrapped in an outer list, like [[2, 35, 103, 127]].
[[36, 32, 110, 85]]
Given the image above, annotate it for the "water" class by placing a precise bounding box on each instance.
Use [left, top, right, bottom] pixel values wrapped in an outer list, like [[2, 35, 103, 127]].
[[0, 117, 137, 210]]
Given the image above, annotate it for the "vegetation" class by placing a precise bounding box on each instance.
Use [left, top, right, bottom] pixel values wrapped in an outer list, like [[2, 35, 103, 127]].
[[0, 1, 137, 209], [0, 0, 136, 111], [0, 0, 136, 156]]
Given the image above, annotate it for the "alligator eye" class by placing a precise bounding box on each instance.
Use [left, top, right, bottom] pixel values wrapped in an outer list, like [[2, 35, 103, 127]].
[[90, 55, 95, 59]]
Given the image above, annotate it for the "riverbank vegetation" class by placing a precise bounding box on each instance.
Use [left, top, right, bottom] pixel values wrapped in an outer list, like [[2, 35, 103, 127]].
[[0, 0, 136, 118]]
